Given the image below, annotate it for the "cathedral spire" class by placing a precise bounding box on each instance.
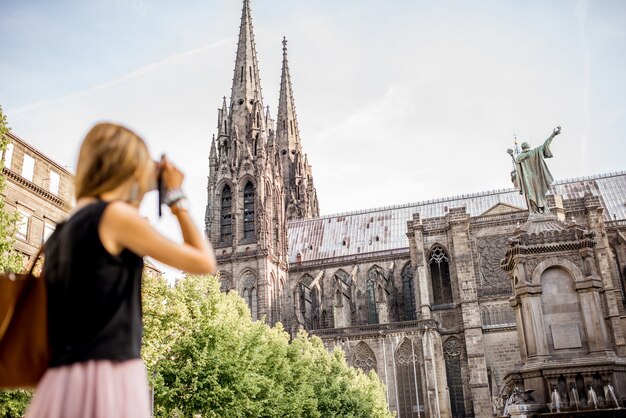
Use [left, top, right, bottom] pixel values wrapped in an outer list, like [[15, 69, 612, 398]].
[[275, 37, 320, 220], [230, 0, 264, 136], [276, 37, 301, 155]]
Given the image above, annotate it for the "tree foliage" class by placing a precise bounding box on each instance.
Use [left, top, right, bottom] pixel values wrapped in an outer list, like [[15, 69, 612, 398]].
[[0, 106, 33, 418], [142, 274, 393, 418], [0, 106, 22, 273]]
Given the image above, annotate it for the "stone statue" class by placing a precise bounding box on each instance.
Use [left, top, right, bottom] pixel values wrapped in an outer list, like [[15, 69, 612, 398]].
[[507, 126, 561, 213], [551, 386, 561, 412]]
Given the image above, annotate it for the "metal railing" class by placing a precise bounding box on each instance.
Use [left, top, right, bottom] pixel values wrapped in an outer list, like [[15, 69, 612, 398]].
[[290, 248, 410, 270], [310, 319, 425, 338]]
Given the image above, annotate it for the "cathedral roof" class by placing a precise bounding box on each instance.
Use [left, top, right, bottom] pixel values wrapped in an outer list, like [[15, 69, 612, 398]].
[[287, 171, 626, 264]]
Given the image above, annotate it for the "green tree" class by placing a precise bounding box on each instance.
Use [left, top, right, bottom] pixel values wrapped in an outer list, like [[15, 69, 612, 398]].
[[0, 106, 34, 417], [0, 106, 22, 273], [142, 274, 393, 418]]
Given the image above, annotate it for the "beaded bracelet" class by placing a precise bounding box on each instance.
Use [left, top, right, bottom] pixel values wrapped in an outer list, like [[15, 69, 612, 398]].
[[164, 188, 186, 207]]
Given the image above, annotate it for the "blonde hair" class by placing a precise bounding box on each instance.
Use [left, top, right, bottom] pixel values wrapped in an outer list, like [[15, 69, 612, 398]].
[[75, 122, 151, 199]]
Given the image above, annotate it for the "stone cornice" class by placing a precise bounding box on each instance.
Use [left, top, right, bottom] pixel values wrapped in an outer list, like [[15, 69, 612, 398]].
[[3, 167, 72, 211]]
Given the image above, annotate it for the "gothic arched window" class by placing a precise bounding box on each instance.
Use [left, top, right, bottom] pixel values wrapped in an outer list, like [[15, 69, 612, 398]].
[[241, 274, 258, 321], [395, 339, 423, 418], [367, 266, 386, 324], [269, 274, 276, 325], [444, 337, 466, 418], [353, 342, 377, 374], [219, 272, 233, 293], [402, 262, 417, 321], [430, 245, 453, 305], [367, 278, 378, 325], [277, 278, 284, 324], [220, 185, 232, 242], [243, 181, 255, 240]]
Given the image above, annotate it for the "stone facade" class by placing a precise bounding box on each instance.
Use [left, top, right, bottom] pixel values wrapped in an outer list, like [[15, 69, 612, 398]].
[[205, 2, 626, 416], [1, 132, 73, 259]]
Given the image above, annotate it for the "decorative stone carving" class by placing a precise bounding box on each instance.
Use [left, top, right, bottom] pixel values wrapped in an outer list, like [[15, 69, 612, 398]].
[[219, 274, 233, 292], [242, 274, 257, 289], [396, 339, 419, 365], [352, 342, 377, 373], [477, 236, 511, 294], [444, 337, 462, 358]]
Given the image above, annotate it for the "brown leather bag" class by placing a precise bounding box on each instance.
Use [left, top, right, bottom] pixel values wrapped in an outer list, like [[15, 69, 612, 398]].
[[0, 248, 49, 388]]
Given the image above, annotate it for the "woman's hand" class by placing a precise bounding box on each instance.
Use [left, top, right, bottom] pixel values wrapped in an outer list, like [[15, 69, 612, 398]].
[[159, 156, 184, 191]]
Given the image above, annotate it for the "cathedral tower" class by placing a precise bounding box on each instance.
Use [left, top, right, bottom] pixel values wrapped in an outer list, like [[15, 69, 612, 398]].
[[205, 0, 289, 326], [275, 37, 319, 220]]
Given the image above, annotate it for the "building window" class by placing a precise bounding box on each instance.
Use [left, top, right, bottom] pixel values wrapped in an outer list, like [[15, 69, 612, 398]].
[[22, 154, 35, 182], [49, 170, 60, 195], [242, 275, 258, 321], [16, 209, 31, 241], [3, 143, 14, 169], [444, 337, 466, 418], [402, 262, 417, 321], [42, 222, 55, 243], [395, 339, 423, 418], [276, 278, 285, 322], [220, 185, 232, 242], [430, 245, 453, 305], [219, 274, 233, 293], [367, 278, 378, 324], [353, 342, 377, 374], [243, 181, 255, 240], [269, 274, 281, 326]]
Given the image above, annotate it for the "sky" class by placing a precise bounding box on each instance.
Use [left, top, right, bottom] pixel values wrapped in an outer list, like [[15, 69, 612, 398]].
[[1, 0, 625, 274]]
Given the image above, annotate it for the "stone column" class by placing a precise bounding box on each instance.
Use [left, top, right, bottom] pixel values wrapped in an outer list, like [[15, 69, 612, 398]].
[[516, 284, 550, 361], [576, 277, 611, 353], [447, 208, 492, 417], [509, 296, 528, 362], [407, 214, 432, 320], [422, 328, 452, 418], [584, 195, 626, 355]]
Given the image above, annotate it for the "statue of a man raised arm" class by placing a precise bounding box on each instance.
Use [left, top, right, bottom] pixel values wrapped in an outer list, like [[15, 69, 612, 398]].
[[507, 126, 561, 213]]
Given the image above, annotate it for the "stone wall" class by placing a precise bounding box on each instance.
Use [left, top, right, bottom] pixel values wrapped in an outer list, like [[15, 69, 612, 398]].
[[2, 132, 73, 259]]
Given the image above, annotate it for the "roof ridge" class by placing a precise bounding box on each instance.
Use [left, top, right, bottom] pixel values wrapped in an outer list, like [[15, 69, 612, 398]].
[[289, 171, 626, 223]]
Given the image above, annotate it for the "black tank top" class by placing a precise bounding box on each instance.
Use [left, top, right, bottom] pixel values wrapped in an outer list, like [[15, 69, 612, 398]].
[[44, 200, 144, 367]]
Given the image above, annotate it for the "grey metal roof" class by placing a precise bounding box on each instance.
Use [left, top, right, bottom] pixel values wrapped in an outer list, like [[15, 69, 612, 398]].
[[287, 172, 626, 263]]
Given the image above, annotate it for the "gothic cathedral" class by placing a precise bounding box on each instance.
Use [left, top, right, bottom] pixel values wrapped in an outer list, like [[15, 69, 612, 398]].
[[206, 2, 626, 417]]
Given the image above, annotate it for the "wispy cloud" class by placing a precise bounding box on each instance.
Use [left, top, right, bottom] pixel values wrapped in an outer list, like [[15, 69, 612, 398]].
[[11, 38, 233, 116]]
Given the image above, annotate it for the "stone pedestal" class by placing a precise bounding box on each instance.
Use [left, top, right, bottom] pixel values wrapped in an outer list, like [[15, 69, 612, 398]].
[[501, 212, 626, 413]]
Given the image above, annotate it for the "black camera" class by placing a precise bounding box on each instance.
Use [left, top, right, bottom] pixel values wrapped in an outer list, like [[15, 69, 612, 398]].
[[156, 155, 166, 217]]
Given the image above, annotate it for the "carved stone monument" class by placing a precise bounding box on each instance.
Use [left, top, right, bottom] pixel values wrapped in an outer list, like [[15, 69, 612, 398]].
[[500, 128, 626, 414]]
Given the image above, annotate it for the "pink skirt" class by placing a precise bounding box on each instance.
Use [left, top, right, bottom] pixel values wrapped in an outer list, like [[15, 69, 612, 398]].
[[25, 359, 150, 418]]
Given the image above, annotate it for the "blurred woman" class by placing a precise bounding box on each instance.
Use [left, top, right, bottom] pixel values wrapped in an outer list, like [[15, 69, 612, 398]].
[[26, 122, 216, 418]]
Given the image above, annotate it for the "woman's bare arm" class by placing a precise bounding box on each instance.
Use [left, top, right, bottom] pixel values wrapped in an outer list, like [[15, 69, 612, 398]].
[[100, 202, 217, 275], [99, 157, 216, 275]]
